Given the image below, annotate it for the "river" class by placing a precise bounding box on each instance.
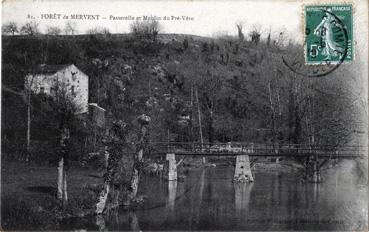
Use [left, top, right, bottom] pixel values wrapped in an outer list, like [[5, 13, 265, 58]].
[[64, 159, 367, 231]]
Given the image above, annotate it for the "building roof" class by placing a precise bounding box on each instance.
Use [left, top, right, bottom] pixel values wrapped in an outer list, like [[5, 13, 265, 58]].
[[36, 64, 72, 74], [88, 103, 106, 111]]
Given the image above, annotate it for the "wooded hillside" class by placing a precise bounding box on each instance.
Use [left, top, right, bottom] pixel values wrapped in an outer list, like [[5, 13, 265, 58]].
[[2, 33, 367, 161]]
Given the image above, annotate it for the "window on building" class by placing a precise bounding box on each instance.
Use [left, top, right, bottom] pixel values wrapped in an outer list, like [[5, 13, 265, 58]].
[[71, 85, 76, 96], [50, 87, 56, 96]]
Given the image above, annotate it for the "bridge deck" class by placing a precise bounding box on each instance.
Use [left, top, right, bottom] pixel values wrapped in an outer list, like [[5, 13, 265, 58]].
[[147, 142, 367, 158]]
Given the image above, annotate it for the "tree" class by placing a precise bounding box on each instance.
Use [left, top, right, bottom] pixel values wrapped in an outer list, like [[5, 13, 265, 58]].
[[130, 19, 160, 40], [127, 114, 150, 203], [64, 21, 77, 35], [274, 31, 286, 48], [236, 22, 245, 42], [86, 27, 110, 35], [29, 79, 82, 203], [23, 51, 45, 159], [96, 119, 127, 214], [195, 87, 204, 159], [267, 32, 271, 46], [20, 21, 39, 36], [2, 21, 18, 36], [51, 82, 81, 204], [249, 25, 261, 45], [24, 75, 35, 156], [46, 26, 61, 35]]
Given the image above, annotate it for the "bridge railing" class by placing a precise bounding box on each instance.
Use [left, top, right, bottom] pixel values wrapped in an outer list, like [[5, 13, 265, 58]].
[[147, 142, 367, 157]]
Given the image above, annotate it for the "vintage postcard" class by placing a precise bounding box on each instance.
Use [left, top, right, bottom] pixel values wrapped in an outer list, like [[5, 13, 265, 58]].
[[1, 0, 368, 231]]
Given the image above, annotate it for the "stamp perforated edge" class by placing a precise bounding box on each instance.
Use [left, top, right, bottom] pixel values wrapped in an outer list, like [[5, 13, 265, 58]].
[[302, 2, 355, 66]]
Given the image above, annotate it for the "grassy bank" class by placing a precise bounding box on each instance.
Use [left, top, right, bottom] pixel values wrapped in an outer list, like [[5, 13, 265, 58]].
[[1, 161, 103, 230]]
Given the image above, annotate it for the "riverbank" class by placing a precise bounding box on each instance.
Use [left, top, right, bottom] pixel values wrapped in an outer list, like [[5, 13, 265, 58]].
[[253, 159, 304, 173], [70, 160, 368, 231], [179, 156, 305, 173], [1, 157, 347, 230], [1, 161, 103, 230]]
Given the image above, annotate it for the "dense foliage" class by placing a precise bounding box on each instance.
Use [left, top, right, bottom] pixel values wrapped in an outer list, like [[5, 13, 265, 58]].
[[2, 33, 367, 162]]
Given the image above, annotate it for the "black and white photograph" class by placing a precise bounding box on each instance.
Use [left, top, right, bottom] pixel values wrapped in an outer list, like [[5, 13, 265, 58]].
[[1, 0, 368, 231]]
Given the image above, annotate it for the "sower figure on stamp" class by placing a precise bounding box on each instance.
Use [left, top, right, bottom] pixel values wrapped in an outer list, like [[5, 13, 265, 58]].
[[314, 9, 344, 60]]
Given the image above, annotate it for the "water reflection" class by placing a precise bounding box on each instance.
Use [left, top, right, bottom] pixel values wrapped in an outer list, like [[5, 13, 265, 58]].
[[167, 181, 177, 211], [234, 182, 253, 215], [128, 211, 140, 231], [196, 169, 205, 226], [68, 160, 367, 231], [95, 209, 142, 231], [96, 214, 106, 231], [313, 182, 320, 203]]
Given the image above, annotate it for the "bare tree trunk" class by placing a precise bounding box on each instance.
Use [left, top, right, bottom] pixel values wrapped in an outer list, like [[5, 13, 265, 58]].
[[236, 23, 244, 42], [268, 82, 278, 151], [104, 146, 109, 170], [57, 158, 68, 204], [294, 80, 302, 144], [57, 128, 70, 205], [25, 75, 35, 161], [96, 177, 111, 214], [167, 128, 170, 153], [129, 211, 141, 231], [57, 157, 64, 200], [95, 214, 106, 231], [96, 146, 116, 214], [190, 84, 194, 143], [127, 115, 150, 204], [26, 96, 31, 161], [63, 170, 68, 202], [96, 182, 111, 214], [309, 80, 315, 145], [277, 90, 282, 122], [128, 149, 143, 200], [195, 88, 205, 163], [93, 125, 97, 152], [208, 110, 214, 144]]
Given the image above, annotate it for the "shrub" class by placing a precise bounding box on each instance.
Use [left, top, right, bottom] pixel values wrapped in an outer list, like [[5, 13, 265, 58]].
[[130, 20, 160, 41], [1, 194, 58, 230]]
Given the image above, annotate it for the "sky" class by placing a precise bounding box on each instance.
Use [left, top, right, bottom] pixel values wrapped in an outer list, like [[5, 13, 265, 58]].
[[2, 0, 368, 45], [2, 0, 306, 41]]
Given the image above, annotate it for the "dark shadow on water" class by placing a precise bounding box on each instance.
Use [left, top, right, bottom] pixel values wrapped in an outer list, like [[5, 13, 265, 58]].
[[59, 162, 368, 231], [24, 186, 57, 196], [87, 174, 102, 179]]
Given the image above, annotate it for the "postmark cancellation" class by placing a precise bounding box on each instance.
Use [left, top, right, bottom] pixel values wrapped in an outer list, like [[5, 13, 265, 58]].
[[304, 3, 353, 65]]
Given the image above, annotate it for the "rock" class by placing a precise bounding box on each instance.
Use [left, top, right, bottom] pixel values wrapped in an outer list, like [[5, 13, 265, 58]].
[[234, 174, 253, 183], [145, 162, 164, 175], [132, 195, 147, 204], [204, 163, 216, 168], [137, 114, 151, 124]]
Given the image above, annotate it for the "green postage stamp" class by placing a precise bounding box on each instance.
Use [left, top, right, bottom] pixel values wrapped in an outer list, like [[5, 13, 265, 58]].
[[304, 4, 353, 64]]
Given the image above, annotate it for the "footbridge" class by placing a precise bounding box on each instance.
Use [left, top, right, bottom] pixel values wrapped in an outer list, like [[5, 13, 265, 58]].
[[147, 142, 367, 183]]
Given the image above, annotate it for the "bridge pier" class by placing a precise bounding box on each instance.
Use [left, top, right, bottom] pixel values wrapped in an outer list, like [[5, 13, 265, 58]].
[[304, 155, 322, 183], [234, 154, 254, 182], [312, 156, 322, 183], [312, 169, 321, 183], [166, 153, 177, 181]]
